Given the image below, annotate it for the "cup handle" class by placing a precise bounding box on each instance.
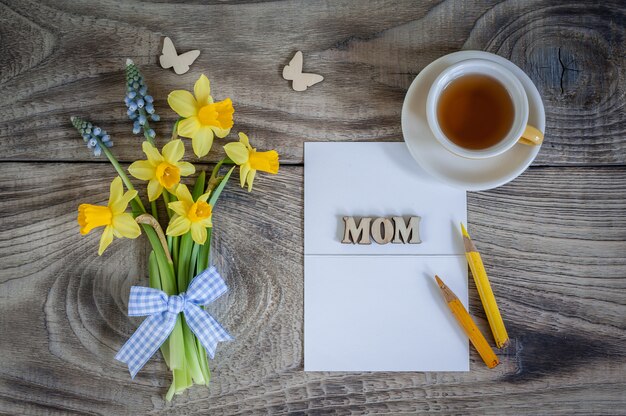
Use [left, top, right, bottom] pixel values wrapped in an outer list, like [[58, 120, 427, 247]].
[[518, 125, 544, 146]]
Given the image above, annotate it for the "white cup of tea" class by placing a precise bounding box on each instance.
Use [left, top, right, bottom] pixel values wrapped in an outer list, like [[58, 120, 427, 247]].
[[426, 59, 543, 159]]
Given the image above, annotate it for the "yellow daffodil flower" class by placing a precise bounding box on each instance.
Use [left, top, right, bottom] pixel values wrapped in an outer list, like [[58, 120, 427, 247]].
[[167, 74, 234, 157], [223, 132, 279, 192], [128, 139, 195, 201], [77, 177, 141, 255], [166, 184, 213, 244]]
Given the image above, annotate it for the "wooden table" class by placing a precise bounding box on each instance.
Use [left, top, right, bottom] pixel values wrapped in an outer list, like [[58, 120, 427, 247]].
[[1, 1, 625, 414]]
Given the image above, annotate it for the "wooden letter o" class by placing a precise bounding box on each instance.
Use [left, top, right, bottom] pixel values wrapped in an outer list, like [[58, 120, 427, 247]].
[[371, 217, 393, 244]]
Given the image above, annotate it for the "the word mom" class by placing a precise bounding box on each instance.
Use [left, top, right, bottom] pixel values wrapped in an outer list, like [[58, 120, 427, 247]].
[[341, 216, 421, 245]]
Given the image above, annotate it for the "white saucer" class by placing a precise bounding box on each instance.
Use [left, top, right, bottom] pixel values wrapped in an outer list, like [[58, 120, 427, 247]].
[[401, 51, 545, 191]]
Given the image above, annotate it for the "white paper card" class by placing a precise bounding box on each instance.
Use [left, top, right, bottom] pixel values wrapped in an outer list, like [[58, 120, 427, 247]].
[[304, 142, 468, 372]]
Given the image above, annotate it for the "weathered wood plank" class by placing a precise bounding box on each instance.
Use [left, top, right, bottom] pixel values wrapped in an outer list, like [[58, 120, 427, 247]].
[[0, 162, 624, 414], [0, 0, 624, 165]]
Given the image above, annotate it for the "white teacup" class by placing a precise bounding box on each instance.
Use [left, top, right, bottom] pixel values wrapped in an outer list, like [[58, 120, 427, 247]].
[[426, 59, 543, 159]]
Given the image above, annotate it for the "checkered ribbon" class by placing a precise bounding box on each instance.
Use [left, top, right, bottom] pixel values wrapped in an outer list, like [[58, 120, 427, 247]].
[[115, 266, 233, 378]]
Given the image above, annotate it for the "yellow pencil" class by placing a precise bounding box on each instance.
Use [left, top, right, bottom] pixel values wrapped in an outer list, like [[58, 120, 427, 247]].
[[435, 275, 499, 369], [461, 223, 509, 348]]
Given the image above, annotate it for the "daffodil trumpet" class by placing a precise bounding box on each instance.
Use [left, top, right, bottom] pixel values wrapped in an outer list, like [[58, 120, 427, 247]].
[[168, 74, 234, 157], [72, 70, 280, 401], [224, 132, 279, 192]]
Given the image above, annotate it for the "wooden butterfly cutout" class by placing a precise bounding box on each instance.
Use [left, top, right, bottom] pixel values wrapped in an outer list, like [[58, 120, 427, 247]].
[[159, 37, 200, 75], [282, 51, 324, 91]]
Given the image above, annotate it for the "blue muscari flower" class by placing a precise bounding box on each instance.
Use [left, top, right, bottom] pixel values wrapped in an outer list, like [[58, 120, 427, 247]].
[[124, 59, 159, 139], [70, 116, 112, 157], [101, 134, 113, 147]]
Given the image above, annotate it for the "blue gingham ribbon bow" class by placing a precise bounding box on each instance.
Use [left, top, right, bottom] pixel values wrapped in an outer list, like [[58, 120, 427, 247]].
[[115, 266, 233, 378]]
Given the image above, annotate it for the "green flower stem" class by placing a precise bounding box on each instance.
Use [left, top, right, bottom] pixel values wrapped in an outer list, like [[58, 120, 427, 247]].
[[208, 158, 234, 188], [193, 166, 228, 384], [147, 229, 175, 291], [162, 189, 173, 219], [138, 209, 183, 390], [168, 316, 186, 370], [177, 233, 193, 291], [172, 236, 179, 272], [166, 322, 190, 401], [97, 138, 146, 213], [196, 339, 211, 386], [166, 373, 177, 401], [197, 228, 212, 273], [150, 200, 159, 222], [181, 316, 205, 385], [149, 251, 171, 368], [148, 251, 161, 291], [188, 243, 199, 281], [192, 171, 206, 199], [195, 228, 212, 384], [162, 190, 174, 267], [133, 203, 175, 293], [209, 166, 235, 208], [209, 160, 226, 184]]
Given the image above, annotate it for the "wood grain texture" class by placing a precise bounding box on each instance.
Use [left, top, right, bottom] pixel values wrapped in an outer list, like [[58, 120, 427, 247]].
[[0, 163, 625, 415], [1, 0, 626, 414], [0, 0, 624, 165]]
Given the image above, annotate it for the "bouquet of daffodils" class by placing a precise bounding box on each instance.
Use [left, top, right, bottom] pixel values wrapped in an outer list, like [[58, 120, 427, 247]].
[[72, 60, 279, 400]]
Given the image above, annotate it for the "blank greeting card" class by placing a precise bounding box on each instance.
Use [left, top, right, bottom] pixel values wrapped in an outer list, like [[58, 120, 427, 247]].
[[304, 142, 468, 371]]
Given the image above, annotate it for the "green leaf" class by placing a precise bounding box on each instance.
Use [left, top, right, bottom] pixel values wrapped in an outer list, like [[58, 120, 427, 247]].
[[196, 340, 211, 385], [189, 243, 199, 283], [209, 166, 235, 208], [182, 317, 205, 385], [177, 233, 193, 291], [192, 170, 206, 200], [149, 251, 171, 368], [197, 228, 212, 276], [150, 200, 159, 222], [169, 316, 186, 370], [162, 189, 173, 219], [142, 224, 176, 295], [148, 251, 161, 291], [167, 363, 191, 401], [172, 236, 180, 272], [194, 232, 212, 384]]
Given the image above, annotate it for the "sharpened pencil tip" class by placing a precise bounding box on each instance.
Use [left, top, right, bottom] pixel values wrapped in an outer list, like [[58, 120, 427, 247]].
[[434, 275, 444, 287], [460, 222, 469, 238]]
